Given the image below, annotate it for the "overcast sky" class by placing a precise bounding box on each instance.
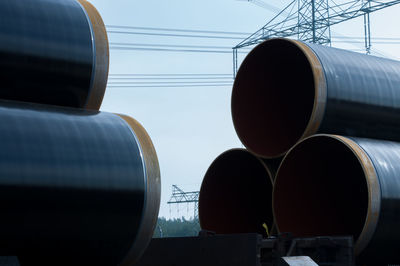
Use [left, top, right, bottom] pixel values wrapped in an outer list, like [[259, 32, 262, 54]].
[[88, 0, 400, 218]]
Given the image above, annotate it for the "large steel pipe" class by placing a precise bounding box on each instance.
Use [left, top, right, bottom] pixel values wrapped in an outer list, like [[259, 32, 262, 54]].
[[199, 149, 274, 237], [273, 134, 400, 264], [232, 38, 400, 158], [0, 101, 160, 266], [0, 0, 109, 109]]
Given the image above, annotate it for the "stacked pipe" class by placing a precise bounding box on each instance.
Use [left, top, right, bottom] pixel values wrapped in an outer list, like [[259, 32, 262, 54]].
[[199, 37, 400, 264], [0, 1, 160, 265], [199, 149, 275, 237]]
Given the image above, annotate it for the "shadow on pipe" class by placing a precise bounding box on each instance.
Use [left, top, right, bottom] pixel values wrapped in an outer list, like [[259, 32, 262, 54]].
[[261, 157, 283, 181], [232, 38, 400, 158], [199, 149, 274, 237], [273, 134, 400, 264]]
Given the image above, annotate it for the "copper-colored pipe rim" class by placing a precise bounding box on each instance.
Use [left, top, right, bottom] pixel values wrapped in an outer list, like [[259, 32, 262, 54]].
[[273, 134, 381, 255], [292, 40, 327, 145], [78, 0, 109, 110], [116, 114, 161, 266], [331, 135, 381, 255]]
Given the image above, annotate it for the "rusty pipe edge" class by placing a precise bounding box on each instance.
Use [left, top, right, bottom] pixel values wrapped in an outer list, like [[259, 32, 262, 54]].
[[231, 38, 327, 159], [199, 148, 274, 237], [78, 0, 109, 110], [273, 134, 381, 257], [116, 114, 161, 266]]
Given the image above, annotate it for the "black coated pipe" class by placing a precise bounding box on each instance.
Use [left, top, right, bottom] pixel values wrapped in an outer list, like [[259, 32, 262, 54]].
[[232, 38, 400, 158], [199, 149, 274, 237], [273, 134, 400, 264], [0, 0, 108, 109], [0, 101, 160, 266]]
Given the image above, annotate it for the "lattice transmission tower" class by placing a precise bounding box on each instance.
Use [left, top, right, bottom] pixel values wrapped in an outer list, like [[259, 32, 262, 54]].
[[167, 185, 199, 219], [233, 0, 400, 75]]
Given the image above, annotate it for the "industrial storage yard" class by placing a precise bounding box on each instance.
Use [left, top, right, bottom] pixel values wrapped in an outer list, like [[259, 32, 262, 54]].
[[0, 0, 400, 265]]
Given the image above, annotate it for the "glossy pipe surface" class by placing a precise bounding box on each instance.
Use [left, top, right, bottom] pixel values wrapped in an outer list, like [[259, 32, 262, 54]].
[[199, 149, 274, 237], [232, 38, 400, 158], [273, 134, 400, 264], [0, 0, 109, 109], [0, 101, 160, 266]]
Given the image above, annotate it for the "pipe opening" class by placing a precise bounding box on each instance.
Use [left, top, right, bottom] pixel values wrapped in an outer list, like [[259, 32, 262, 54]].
[[199, 149, 273, 237], [232, 38, 316, 158], [273, 136, 368, 242]]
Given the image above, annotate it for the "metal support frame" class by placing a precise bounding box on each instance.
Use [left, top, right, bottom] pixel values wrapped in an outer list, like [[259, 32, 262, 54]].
[[167, 185, 199, 219], [363, 0, 372, 54], [136, 233, 355, 266], [233, 0, 400, 75]]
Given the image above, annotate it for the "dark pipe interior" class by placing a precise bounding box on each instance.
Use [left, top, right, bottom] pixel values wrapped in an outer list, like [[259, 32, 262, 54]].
[[199, 149, 273, 237], [232, 39, 315, 158], [273, 136, 368, 241]]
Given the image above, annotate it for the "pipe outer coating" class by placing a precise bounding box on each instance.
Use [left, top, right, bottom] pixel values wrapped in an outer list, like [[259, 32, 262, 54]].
[[274, 134, 400, 264], [232, 38, 400, 158], [306, 41, 400, 140], [346, 136, 400, 264], [0, 101, 159, 266], [116, 114, 161, 266], [0, 0, 109, 109]]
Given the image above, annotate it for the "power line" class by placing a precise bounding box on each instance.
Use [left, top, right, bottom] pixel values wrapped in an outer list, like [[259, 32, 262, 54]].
[[334, 36, 400, 40], [167, 185, 199, 219], [333, 40, 400, 44], [110, 42, 245, 50], [108, 73, 232, 76], [106, 25, 251, 36], [107, 30, 245, 40], [110, 46, 248, 54], [107, 74, 235, 86], [237, 0, 284, 14], [233, 0, 400, 75], [108, 77, 233, 80], [108, 81, 232, 85], [107, 84, 232, 88]]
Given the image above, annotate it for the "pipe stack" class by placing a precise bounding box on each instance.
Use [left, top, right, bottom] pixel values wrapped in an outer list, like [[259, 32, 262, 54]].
[[200, 37, 400, 264], [0, 1, 160, 265], [199, 149, 275, 237]]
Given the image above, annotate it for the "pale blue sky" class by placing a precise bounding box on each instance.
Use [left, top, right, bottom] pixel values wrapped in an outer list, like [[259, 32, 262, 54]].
[[89, 0, 400, 218]]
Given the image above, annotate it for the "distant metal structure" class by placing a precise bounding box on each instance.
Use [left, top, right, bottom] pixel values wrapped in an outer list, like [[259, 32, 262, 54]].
[[233, 0, 400, 75], [167, 185, 200, 219]]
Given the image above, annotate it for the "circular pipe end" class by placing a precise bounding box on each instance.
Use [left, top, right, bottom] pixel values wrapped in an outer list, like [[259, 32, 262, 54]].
[[78, 0, 109, 110], [273, 134, 380, 255], [231, 38, 326, 158], [116, 114, 161, 265], [199, 149, 274, 237]]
